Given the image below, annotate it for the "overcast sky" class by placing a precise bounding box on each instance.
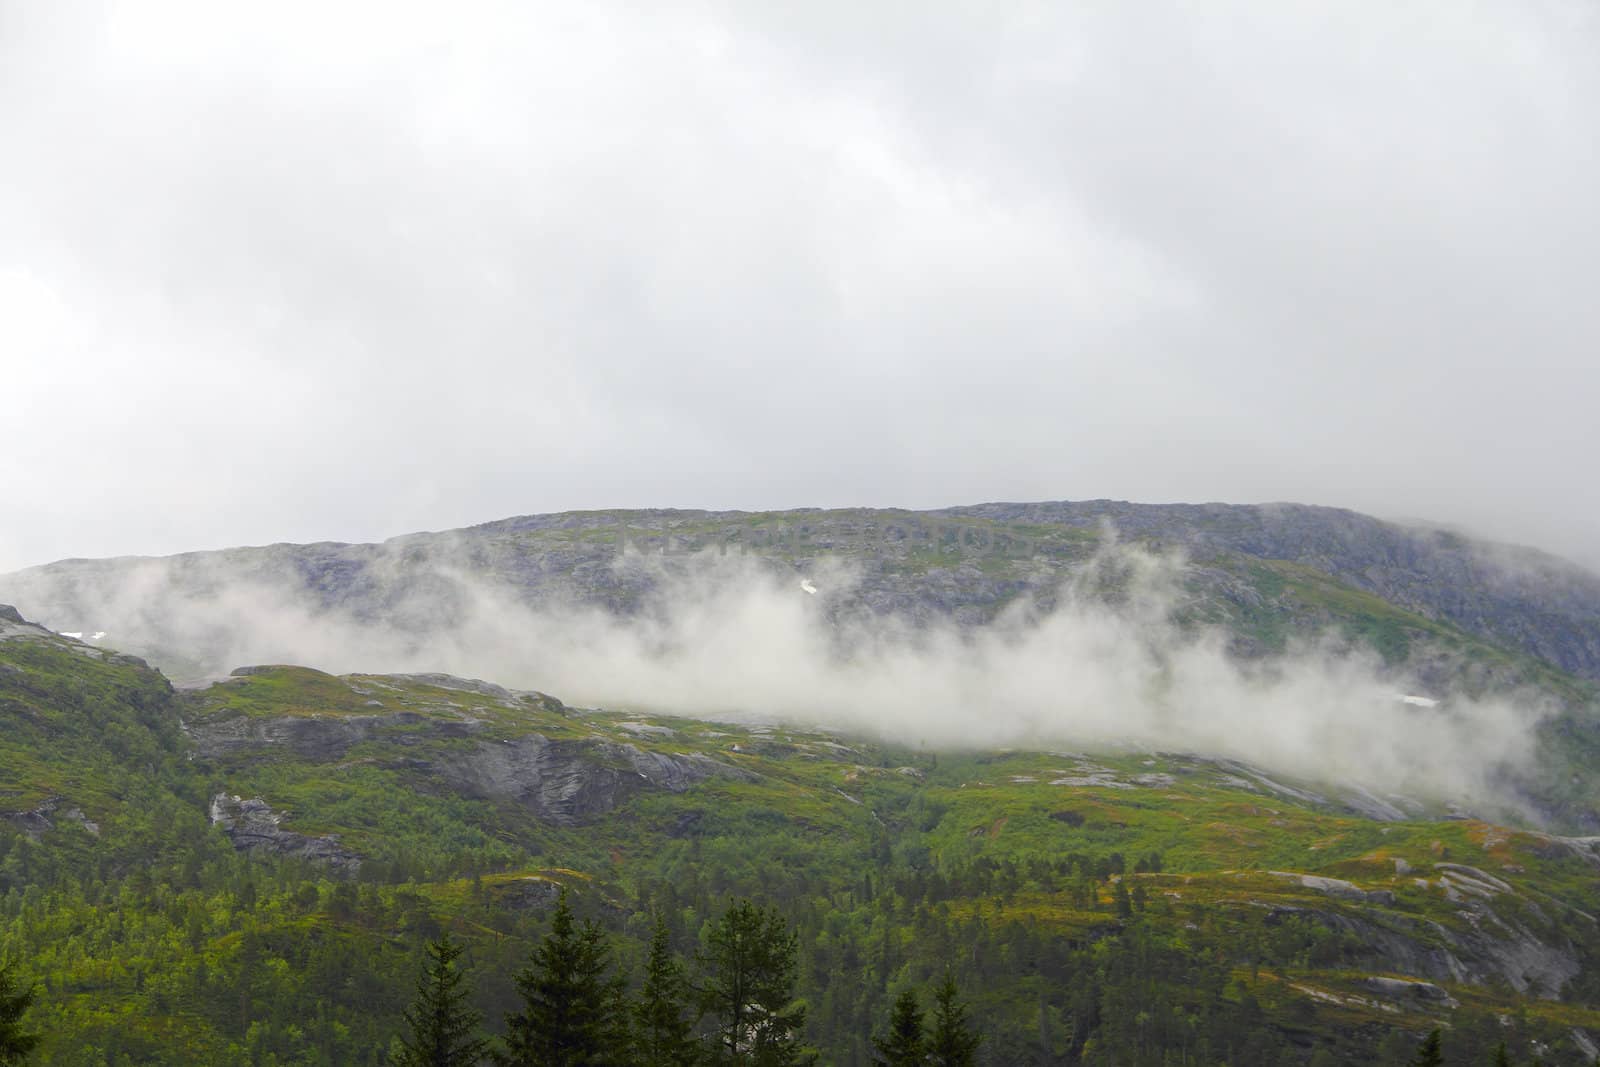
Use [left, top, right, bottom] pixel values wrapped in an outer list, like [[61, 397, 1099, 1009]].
[[2, 1, 1597, 573]]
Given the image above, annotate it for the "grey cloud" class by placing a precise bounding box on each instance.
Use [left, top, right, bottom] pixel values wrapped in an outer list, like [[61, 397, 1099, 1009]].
[[1, 2, 1597, 571]]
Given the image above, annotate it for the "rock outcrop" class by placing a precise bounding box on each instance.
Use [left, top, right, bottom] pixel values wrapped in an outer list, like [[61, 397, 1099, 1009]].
[[209, 793, 360, 874], [434, 736, 755, 825], [185, 707, 479, 761], [1265, 866, 1583, 998]]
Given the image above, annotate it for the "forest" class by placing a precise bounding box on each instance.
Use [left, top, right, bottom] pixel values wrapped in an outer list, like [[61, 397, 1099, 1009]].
[[4, 628, 1600, 1063]]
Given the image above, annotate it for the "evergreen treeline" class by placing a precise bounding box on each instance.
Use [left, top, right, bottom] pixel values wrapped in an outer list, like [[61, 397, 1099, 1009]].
[[394, 890, 981, 1066], [8, 841, 1600, 1064]]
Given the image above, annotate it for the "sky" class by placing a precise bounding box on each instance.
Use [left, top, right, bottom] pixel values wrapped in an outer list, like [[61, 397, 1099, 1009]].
[[2, 1, 1598, 574]]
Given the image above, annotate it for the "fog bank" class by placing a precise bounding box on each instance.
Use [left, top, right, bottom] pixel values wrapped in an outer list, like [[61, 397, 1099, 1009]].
[[0, 541, 1550, 810]]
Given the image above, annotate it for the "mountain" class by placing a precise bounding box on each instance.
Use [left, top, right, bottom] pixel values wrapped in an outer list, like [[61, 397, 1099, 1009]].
[[3, 501, 1600, 830], [6, 605, 1600, 1064], [7, 499, 1600, 682]]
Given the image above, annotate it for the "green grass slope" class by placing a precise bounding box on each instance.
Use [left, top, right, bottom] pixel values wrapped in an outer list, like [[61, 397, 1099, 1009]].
[[6, 621, 1600, 1064]]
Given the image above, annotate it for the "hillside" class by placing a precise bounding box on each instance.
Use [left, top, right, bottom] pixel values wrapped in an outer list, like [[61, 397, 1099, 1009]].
[[7, 502, 1600, 682], [3, 502, 1600, 833], [6, 606, 1600, 1063]]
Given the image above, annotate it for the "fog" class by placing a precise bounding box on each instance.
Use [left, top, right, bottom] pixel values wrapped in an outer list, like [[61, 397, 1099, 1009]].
[[6, 541, 1547, 810]]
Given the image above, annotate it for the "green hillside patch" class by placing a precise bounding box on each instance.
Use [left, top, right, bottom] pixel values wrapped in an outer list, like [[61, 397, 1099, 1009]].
[[8, 645, 1600, 1063]]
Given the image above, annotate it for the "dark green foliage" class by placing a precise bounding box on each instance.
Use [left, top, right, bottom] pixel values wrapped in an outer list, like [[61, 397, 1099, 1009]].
[[1492, 1043, 1511, 1067], [927, 974, 979, 1067], [500, 890, 627, 1067], [0, 960, 39, 1066], [395, 931, 488, 1067], [699, 900, 812, 1065], [1408, 1028, 1443, 1067], [871, 989, 926, 1067], [634, 915, 697, 1067], [8, 635, 1600, 1065], [1112, 878, 1133, 919]]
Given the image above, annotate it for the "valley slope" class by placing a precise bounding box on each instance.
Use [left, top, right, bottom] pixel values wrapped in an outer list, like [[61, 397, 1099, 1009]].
[[6, 606, 1600, 1063]]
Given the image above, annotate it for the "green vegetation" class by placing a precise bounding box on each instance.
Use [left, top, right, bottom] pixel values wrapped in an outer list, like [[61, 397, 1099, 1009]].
[[0, 959, 39, 1066], [394, 931, 486, 1067], [870, 989, 925, 1066], [697, 900, 811, 1065], [927, 974, 980, 1067], [500, 888, 628, 1066], [6, 629, 1600, 1063], [634, 914, 697, 1067]]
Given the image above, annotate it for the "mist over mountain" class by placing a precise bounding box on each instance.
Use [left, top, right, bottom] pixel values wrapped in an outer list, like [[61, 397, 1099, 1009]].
[[4, 499, 1598, 829]]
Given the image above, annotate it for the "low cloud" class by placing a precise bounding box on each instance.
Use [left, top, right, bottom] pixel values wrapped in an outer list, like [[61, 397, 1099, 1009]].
[[0, 539, 1550, 813]]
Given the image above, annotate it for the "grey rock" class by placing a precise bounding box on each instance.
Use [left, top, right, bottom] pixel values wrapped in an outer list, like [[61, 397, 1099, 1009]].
[[185, 710, 450, 762], [1265, 888, 1579, 998], [1272, 871, 1397, 905], [384, 672, 565, 713], [1358, 976, 1458, 1007], [209, 793, 360, 874], [2, 796, 62, 839], [433, 736, 754, 826], [497, 877, 561, 910]]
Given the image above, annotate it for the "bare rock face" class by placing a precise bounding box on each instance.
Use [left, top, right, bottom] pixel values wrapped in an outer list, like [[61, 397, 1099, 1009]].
[[1359, 976, 1459, 1007], [3, 797, 61, 839], [185, 709, 484, 761], [382, 673, 567, 714], [1272, 871, 1398, 905], [1266, 876, 1581, 999], [209, 793, 360, 875], [495, 877, 562, 910], [0, 795, 101, 840], [433, 736, 755, 826]]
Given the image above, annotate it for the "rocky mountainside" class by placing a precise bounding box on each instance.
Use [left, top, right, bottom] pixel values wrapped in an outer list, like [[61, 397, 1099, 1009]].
[[5, 500, 1600, 680], [946, 501, 1600, 683], [4, 501, 1600, 835]]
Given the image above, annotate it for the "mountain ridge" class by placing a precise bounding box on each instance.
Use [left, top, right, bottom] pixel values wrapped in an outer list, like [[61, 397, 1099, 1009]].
[[6, 499, 1600, 684]]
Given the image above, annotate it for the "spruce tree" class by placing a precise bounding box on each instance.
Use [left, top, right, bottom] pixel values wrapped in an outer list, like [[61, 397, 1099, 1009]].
[[499, 889, 628, 1067], [1490, 1042, 1510, 1067], [871, 989, 927, 1067], [0, 961, 39, 1066], [1113, 880, 1133, 920], [395, 931, 488, 1067], [927, 973, 980, 1067], [1407, 1028, 1443, 1067], [634, 914, 698, 1067], [699, 899, 813, 1065]]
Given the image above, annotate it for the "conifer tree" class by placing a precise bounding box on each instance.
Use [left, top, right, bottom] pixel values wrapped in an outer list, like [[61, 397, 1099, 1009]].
[[395, 931, 488, 1067], [1407, 1028, 1443, 1067], [0, 961, 39, 1066], [927, 973, 980, 1067], [500, 889, 628, 1067], [699, 899, 813, 1065], [1113, 880, 1133, 920], [1489, 1042, 1510, 1067], [634, 914, 698, 1067], [871, 989, 927, 1067]]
